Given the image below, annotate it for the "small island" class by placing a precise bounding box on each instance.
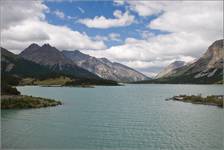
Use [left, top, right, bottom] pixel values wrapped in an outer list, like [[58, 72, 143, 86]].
[[167, 95, 223, 108], [1, 83, 62, 109], [1, 95, 62, 109]]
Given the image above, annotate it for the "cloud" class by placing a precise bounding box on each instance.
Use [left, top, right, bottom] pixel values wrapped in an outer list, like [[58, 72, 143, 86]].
[[93, 33, 121, 42], [83, 29, 217, 75], [127, 1, 165, 16], [108, 33, 121, 41], [86, 33, 201, 62], [113, 0, 125, 6], [1, 1, 107, 53], [97, 0, 222, 75], [137, 30, 155, 40], [148, 1, 223, 41], [78, 10, 135, 29], [0, 0, 48, 30], [93, 35, 108, 41], [1, 0, 222, 77], [53, 10, 65, 19], [77, 7, 85, 14]]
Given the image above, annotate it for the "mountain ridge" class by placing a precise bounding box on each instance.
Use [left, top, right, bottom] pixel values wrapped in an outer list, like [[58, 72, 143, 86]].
[[62, 50, 150, 82], [1, 47, 119, 87], [155, 61, 187, 79], [135, 39, 223, 84], [19, 43, 149, 82], [19, 44, 100, 79]]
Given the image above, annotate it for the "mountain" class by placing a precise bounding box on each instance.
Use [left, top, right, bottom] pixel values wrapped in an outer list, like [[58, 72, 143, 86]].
[[20, 44, 100, 79], [1, 47, 57, 79], [155, 61, 187, 78], [1, 47, 118, 86], [1, 47, 64, 92], [136, 39, 223, 84], [62, 50, 150, 82]]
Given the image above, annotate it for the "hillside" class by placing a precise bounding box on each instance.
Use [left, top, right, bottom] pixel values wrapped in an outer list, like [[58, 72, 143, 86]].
[[20, 44, 100, 79], [62, 50, 150, 82], [1, 47, 119, 88], [155, 61, 187, 79], [135, 39, 224, 84]]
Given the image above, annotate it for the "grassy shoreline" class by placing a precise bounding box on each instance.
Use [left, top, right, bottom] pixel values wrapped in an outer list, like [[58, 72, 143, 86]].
[[19, 76, 120, 87], [1, 95, 62, 109], [167, 95, 223, 108]]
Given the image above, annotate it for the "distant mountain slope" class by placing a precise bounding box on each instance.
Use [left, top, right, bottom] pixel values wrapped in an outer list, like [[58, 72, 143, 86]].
[[170, 39, 223, 80], [1, 47, 118, 86], [20, 44, 100, 79], [1, 47, 56, 79], [136, 39, 224, 84], [155, 61, 187, 79], [62, 50, 150, 82]]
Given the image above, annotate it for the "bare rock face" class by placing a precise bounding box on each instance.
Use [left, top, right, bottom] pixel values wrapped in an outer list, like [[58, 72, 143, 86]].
[[156, 39, 223, 83], [191, 39, 223, 79], [19, 44, 100, 79], [1, 47, 17, 72], [62, 50, 150, 82], [19, 43, 149, 81], [156, 61, 187, 79], [20, 44, 72, 66]]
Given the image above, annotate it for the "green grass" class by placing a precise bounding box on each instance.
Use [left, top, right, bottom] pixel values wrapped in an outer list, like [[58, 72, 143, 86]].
[[170, 95, 223, 108], [1, 95, 62, 109], [20, 76, 73, 86]]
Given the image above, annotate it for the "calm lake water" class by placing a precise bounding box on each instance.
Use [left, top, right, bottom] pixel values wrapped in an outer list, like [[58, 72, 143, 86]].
[[2, 84, 224, 150]]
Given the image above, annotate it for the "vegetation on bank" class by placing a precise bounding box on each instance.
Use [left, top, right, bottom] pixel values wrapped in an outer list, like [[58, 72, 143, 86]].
[[167, 95, 223, 108], [1, 82, 21, 95], [19, 76, 120, 87], [132, 69, 223, 84], [1, 95, 62, 109], [1, 78, 62, 109], [64, 78, 119, 87], [1, 47, 120, 87], [20, 76, 73, 86]]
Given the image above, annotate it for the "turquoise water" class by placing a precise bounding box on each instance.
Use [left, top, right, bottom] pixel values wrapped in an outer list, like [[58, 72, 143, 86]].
[[2, 84, 224, 150]]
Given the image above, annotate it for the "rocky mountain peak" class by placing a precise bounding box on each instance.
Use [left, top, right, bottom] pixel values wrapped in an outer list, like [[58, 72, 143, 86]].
[[209, 39, 223, 48], [28, 43, 40, 49], [62, 50, 150, 82], [20, 43, 40, 55], [20, 43, 71, 66], [169, 61, 186, 68], [199, 39, 223, 69], [156, 61, 186, 79], [42, 43, 53, 48], [99, 57, 111, 63], [153, 39, 223, 83], [62, 50, 91, 62]]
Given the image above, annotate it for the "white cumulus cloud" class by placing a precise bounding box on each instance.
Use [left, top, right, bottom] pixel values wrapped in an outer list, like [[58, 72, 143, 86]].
[[78, 10, 135, 29], [108, 33, 121, 41], [53, 10, 65, 19], [97, 0, 222, 75], [0, 1, 107, 53]]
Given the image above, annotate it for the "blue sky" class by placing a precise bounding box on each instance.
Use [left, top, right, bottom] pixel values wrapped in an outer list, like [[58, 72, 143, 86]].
[[44, 0, 166, 48], [1, 0, 222, 77]]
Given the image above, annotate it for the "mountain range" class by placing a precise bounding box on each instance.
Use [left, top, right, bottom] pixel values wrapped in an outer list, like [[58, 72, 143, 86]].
[[1, 43, 149, 88], [20, 44, 149, 82], [1, 47, 118, 86], [1, 39, 223, 85], [137, 39, 223, 84], [155, 61, 188, 79], [62, 50, 149, 82], [19, 43, 101, 79]]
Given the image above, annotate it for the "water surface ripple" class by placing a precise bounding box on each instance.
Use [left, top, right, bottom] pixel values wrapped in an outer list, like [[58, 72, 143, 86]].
[[2, 84, 224, 150]]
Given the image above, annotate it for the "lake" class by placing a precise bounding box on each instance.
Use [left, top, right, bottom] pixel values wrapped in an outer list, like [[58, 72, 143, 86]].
[[2, 84, 224, 150]]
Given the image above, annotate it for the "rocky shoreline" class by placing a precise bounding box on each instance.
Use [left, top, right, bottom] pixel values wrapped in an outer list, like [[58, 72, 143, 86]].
[[1, 95, 62, 109], [166, 95, 223, 108]]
